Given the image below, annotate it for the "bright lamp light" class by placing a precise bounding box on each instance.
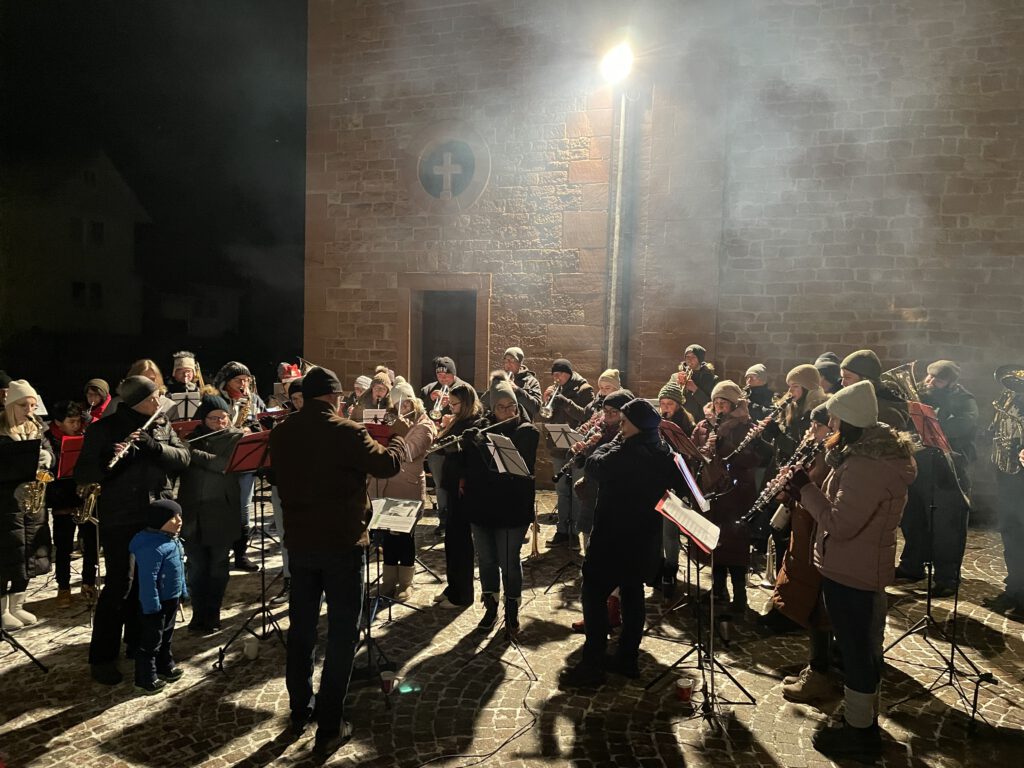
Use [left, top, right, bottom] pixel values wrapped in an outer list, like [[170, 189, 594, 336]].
[[600, 42, 633, 84]]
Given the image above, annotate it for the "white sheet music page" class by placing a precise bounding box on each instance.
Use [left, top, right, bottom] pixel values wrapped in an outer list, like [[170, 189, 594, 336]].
[[657, 490, 720, 554]]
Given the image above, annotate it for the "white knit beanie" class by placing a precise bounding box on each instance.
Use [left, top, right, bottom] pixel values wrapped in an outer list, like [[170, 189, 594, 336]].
[[826, 380, 878, 428]]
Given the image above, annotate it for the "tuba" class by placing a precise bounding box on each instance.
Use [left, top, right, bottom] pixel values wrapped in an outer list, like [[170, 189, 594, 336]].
[[991, 364, 1024, 475], [880, 361, 920, 402]]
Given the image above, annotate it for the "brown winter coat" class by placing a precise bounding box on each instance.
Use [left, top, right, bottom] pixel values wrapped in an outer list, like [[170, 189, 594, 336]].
[[692, 403, 760, 568], [368, 412, 436, 503], [270, 399, 406, 553], [799, 425, 917, 592], [770, 453, 830, 629]]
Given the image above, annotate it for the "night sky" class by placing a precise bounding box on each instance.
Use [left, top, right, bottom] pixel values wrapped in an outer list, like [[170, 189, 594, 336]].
[[2, 1, 308, 395]]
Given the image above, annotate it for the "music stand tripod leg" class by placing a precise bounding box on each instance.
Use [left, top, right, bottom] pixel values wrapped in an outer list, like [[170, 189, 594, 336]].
[[0, 628, 49, 673]]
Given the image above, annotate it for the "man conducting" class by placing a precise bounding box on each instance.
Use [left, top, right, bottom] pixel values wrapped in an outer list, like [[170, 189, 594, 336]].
[[270, 366, 407, 756]]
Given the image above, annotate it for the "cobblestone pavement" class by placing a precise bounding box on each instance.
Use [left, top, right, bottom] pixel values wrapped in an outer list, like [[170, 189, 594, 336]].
[[2, 491, 1023, 767]]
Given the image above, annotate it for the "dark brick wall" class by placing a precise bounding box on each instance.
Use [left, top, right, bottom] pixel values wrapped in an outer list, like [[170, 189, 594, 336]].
[[307, 0, 1024, 507]]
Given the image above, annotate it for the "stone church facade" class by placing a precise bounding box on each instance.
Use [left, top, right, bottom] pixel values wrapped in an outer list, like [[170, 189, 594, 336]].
[[305, 0, 1023, 497]]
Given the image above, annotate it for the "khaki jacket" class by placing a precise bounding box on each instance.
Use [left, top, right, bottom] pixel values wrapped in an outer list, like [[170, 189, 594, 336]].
[[800, 425, 917, 592]]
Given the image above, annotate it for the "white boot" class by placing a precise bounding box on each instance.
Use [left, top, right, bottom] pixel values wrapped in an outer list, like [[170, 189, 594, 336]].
[[1, 594, 25, 631], [9, 592, 37, 625]]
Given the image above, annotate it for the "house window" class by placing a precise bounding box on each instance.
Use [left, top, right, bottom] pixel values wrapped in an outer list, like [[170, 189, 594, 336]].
[[89, 221, 104, 246]]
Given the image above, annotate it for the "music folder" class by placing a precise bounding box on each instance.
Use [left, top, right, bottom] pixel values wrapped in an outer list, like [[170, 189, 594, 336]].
[[369, 498, 421, 535], [57, 435, 85, 479], [657, 490, 720, 555], [226, 430, 272, 473], [543, 423, 584, 450]]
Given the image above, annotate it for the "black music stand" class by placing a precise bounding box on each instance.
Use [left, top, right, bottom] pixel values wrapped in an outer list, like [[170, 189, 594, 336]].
[[351, 541, 397, 708], [0, 440, 49, 673], [884, 441, 995, 729], [215, 431, 285, 671], [645, 491, 755, 725]]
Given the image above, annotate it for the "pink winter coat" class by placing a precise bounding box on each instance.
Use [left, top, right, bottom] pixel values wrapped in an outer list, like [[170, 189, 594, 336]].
[[799, 425, 917, 592]]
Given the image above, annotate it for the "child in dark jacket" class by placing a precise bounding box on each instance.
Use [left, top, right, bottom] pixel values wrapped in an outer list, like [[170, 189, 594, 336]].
[[130, 499, 188, 694]]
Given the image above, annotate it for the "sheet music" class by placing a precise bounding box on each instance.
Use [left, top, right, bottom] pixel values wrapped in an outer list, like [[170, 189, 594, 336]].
[[674, 453, 711, 512], [369, 498, 421, 534], [362, 408, 386, 424], [486, 433, 531, 476], [543, 423, 584, 449], [657, 490, 720, 554], [169, 392, 202, 420]]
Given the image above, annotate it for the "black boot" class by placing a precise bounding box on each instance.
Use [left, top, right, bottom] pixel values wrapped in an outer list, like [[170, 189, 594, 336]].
[[233, 529, 260, 572], [812, 720, 882, 764], [477, 593, 499, 630], [505, 597, 520, 640]]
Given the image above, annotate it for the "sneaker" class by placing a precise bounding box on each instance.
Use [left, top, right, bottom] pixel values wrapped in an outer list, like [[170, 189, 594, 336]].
[[432, 591, 448, 604], [312, 722, 353, 757], [135, 678, 167, 695], [812, 720, 882, 764], [270, 577, 290, 606], [157, 666, 184, 682], [546, 532, 570, 547], [90, 663, 123, 686], [782, 668, 837, 703]]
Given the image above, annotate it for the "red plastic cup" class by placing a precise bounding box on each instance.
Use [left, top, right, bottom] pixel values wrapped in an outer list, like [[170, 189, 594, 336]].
[[380, 670, 397, 694], [675, 676, 694, 703]]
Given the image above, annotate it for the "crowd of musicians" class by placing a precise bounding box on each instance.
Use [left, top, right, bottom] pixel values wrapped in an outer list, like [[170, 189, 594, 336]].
[[0, 344, 1022, 761]]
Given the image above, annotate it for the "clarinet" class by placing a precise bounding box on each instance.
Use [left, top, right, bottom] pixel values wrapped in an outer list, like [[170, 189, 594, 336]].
[[738, 434, 825, 525], [723, 392, 794, 460], [552, 415, 606, 482]]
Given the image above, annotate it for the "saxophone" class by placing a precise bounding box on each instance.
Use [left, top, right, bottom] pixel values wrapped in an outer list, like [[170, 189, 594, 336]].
[[233, 395, 252, 428], [15, 470, 54, 517], [73, 483, 102, 525]]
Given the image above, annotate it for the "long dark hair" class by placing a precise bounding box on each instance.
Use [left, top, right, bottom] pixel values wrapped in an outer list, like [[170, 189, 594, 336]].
[[439, 382, 482, 439], [837, 420, 864, 448]]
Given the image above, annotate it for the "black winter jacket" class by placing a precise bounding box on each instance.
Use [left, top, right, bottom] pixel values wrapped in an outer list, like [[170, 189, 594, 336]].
[[74, 405, 190, 529], [179, 426, 244, 549], [463, 414, 539, 530]]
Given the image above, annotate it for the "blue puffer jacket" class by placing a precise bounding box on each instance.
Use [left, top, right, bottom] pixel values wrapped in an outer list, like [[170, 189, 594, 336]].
[[129, 529, 188, 614]]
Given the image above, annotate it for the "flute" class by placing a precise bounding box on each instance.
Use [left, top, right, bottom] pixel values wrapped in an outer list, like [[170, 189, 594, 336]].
[[107, 409, 164, 470]]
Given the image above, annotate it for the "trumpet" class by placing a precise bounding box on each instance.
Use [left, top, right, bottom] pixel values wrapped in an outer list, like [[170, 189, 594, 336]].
[[429, 385, 449, 421], [677, 362, 693, 387], [539, 384, 561, 419], [15, 470, 53, 516]]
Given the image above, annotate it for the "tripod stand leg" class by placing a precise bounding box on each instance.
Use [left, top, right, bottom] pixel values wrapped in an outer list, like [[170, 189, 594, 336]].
[[1, 629, 49, 673], [414, 555, 442, 583], [543, 558, 582, 594]]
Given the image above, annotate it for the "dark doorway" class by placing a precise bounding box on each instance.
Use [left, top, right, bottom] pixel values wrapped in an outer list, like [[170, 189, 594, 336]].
[[416, 290, 477, 391]]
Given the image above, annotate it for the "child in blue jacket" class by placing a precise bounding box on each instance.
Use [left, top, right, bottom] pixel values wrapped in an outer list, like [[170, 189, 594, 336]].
[[130, 499, 188, 694]]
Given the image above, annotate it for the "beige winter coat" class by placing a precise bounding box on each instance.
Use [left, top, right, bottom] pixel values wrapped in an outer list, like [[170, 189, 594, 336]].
[[799, 425, 917, 592], [368, 413, 437, 503]]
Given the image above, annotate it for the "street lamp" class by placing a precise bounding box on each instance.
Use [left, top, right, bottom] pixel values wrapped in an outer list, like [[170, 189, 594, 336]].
[[600, 41, 634, 85], [601, 41, 633, 372]]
